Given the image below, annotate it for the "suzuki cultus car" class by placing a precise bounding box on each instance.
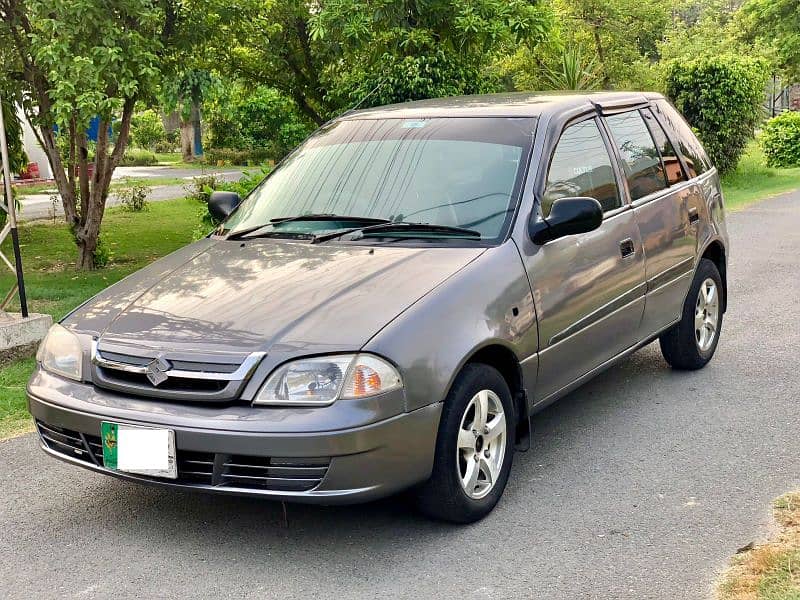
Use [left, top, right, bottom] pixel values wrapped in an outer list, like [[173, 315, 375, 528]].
[[29, 92, 728, 522]]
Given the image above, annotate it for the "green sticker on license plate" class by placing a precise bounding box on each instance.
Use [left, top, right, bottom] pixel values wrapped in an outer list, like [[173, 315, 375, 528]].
[[101, 421, 118, 469]]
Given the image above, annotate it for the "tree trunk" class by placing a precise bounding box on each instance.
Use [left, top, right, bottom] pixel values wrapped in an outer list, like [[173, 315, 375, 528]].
[[191, 101, 203, 158], [75, 236, 97, 270], [592, 25, 611, 89], [73, 100, 135, 269], [180, 118, 193, 162]]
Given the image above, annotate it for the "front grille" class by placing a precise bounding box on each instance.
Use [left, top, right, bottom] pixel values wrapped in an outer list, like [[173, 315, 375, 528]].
[[221, 455, 330, 492], [97, 368, 228, 394], [90, 342, 265, 402], [36, 420, 330, 493], [179, 450, 215, 484], [37, 421, 96, 463]]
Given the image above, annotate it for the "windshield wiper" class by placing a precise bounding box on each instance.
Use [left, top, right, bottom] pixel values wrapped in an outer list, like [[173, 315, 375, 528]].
[[312, 221, 481, 243], [227, 214, 390, 240]]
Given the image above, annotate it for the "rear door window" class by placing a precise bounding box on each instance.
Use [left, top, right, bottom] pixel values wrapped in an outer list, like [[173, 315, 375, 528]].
[[543, 118, 621, 216], [642, 109, 687, 186], [652, 99, 711, 178], [605, 110, 668, 201]]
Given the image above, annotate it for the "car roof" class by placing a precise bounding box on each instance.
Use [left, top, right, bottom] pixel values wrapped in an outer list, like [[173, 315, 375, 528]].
[[342, 91, 665, 120]]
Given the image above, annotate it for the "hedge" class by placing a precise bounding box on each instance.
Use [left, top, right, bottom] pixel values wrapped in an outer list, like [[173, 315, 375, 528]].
[[204, 147, 273, 166], [761, 111, 800, 168], [120, 148, 159, 166], [665, 56, 769, 174]]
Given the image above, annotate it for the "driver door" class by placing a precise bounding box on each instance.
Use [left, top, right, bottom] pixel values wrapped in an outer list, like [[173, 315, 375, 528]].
[[520, 115, 647, 402]]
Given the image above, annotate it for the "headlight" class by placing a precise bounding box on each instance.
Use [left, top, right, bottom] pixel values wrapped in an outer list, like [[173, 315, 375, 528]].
[[254, 353, 402, 406], [36, 324, 83, 381]]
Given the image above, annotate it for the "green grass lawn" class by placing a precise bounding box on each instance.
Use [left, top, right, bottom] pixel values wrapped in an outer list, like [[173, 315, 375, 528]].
[[155, 151, 182, 165], [1, 357, 36, 438], [721, 141, 800, 210], [154, 151, 213, 169], [0, 197, 201, 438]]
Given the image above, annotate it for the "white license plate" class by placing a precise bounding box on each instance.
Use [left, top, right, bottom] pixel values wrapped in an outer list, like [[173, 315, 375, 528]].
[[101, 422, 177, 479]]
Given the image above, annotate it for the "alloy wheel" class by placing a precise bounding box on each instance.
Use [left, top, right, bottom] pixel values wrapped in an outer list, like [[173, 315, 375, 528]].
[[695, 278, 719, 352], [456, 389, 507, 500]]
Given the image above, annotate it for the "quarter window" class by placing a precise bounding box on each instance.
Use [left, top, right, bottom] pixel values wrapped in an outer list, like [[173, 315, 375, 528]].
[[653, 99, 711, 178], [605, 111, 668, 201], [543, 118, 621, 217], [642, 109, 687, 186]]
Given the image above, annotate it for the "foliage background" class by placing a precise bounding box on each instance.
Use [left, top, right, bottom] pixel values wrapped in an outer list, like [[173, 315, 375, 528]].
[[665, 55, 770, 174], [761, 112, 800, 168]]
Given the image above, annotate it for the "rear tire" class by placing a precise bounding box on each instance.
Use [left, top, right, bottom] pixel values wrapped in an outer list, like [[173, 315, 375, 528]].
[[659, 258, 724, 370], [414, 364, 515, 523]]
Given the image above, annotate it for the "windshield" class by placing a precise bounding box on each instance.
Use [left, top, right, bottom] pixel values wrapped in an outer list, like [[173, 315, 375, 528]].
[[223, 116, 535, 242]]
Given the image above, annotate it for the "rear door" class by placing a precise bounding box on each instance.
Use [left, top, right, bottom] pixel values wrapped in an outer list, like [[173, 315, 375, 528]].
[[520, 114, 647, 402], [601, 107, 703, 337]]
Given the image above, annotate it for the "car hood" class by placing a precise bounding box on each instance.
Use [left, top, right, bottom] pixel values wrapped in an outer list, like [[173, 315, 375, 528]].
[[67, 238, 484, 355]]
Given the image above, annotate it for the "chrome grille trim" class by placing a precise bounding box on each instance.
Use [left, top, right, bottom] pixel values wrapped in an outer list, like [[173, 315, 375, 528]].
[[91, 341, 265, 381], [36, 419, 330, 493]]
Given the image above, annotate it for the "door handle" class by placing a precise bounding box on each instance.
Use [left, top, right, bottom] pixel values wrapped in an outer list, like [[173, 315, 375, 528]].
[[619, 238, 635, 259], [688, 207, 700, 224]]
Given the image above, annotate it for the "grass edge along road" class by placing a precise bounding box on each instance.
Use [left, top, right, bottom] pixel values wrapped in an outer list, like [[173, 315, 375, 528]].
[[722, 141, 800, 211], [717, 492, 800, 600], [0, 196, 201, 439]]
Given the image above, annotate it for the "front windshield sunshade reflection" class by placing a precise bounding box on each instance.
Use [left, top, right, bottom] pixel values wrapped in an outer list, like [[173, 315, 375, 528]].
[[224, 117, 535, 242]]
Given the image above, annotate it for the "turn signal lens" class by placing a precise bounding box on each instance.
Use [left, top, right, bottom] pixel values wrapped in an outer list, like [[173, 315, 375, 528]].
[[341, 355, 402, 399]]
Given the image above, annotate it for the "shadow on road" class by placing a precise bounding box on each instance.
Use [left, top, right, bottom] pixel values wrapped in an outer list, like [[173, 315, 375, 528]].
[[75, 342, 682, 542]]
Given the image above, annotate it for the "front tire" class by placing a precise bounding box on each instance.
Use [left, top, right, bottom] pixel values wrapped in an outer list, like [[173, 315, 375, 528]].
[[659, 258, 724, 370], [414, 364, 515, 523]]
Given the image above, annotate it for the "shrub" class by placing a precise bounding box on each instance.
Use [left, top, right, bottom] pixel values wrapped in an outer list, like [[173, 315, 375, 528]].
[[153, 139, 176, 154], [204, 147, 272, 166], [665, 56, 769, 174], [184, 174, 221, 204], [130, 110, 166, 151], [206, 86, 313, 162], [92, 235, 113, 268], [192, 167, 271, 239], [117, 179, 151, 212], [120, 148, 158, 166], [219, 166, 270, 198], [761, 111, 800, 168]]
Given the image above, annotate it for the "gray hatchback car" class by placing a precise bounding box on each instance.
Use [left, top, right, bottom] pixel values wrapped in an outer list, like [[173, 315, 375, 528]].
[[29, 92, 728, 522]]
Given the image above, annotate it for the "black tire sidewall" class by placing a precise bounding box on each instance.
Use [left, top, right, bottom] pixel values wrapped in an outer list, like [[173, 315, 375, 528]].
[[671, 258, 724, 366], [422, 364, 516, 523]]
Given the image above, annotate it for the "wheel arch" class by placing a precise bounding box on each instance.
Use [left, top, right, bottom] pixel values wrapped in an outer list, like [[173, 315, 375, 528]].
[[458, 342, 530, 450]]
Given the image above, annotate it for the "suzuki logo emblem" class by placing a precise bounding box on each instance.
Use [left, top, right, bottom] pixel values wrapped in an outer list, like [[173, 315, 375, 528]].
[[145, 355, 171, 386]]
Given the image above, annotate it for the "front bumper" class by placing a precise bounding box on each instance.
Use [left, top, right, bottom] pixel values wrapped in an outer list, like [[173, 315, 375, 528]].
[[27, 376, 442, 505]]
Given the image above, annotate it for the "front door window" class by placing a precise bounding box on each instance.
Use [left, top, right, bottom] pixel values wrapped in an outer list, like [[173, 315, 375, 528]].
[[543, 118, 621, 216]]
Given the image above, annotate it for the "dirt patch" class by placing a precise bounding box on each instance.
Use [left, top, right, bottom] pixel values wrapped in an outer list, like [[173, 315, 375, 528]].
[[0, 341, 38, 366]]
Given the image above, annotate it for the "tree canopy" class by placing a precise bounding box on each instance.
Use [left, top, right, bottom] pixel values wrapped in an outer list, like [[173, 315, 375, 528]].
[[0, 0, 796, 269], [226, 0, 553, 123], [740, 0, 800, 79]]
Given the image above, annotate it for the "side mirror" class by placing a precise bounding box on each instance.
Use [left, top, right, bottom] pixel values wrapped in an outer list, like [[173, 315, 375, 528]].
[[208, 191, 241, 222], [528, 197, 603, 245]]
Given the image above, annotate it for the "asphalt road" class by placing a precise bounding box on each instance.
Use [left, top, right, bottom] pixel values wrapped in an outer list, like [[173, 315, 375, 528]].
[[2, 191, 799, 599], [18, 166, 244, 221]]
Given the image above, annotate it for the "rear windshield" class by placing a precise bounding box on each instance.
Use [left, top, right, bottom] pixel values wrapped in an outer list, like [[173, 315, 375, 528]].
[[224, 117, 535, 242], [653, 99, 712, 177]]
